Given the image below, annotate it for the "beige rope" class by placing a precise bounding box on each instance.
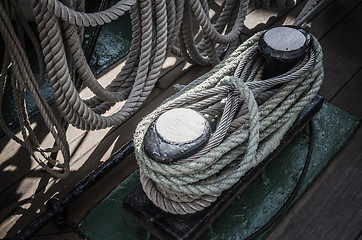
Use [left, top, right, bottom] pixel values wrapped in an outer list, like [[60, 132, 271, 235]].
[[0, 0, 325, 179], [0, 0, 248, 177], [134, 32, 324, 214], [0, 1, 70, 178]]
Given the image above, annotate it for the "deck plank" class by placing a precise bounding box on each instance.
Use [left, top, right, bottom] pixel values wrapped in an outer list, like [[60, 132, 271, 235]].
[[0, 60, 211, 238], [268, 127, 362, 240], [268, 2, 362, 238], [330, 67, 362, 119], [318, 2, 362, 101], [242, 0, 305, 36]]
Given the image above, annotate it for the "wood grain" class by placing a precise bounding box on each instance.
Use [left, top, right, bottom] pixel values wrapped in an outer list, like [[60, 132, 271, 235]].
[[268, 1, 362, 238]]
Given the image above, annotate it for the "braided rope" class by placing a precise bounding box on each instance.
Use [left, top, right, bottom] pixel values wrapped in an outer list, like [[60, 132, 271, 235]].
[[134, 32, 323, 214], [0, 0, 325, 179], [39, 0, 135, 27], [1, 0, 252, 177], [0, 1, 70, 178], [176, 0, 250, 66]]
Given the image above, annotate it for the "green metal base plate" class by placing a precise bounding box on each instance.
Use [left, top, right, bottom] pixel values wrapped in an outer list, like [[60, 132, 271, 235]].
[[78, 102, 359, 240]]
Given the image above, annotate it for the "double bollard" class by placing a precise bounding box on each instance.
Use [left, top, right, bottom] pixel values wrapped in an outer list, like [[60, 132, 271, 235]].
[[143, 26, 311, 165]]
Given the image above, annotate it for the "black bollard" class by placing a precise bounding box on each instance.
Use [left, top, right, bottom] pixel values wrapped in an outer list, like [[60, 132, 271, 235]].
[[143, 108, 211, 164], [124, 26, 323, 240], [258, 26, 311, 79]]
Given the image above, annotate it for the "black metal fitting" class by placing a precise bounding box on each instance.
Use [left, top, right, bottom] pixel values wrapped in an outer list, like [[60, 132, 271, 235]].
[[143, 108, 211, 163], [258, 26, 312, 78], [46, 198, 68, 230]]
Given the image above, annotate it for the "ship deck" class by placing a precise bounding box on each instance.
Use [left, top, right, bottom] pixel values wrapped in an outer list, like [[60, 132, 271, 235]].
[[1, 0, 362, 239]]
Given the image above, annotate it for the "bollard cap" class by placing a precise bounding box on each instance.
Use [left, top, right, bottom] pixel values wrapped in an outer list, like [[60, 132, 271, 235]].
[[258, 26, 311, 64], [143, 108, 211, 164]]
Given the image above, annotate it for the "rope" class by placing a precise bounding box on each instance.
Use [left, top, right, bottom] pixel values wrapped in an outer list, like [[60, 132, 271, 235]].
[[134, 32, 323, 214], [38, 0, 135, 27], [175, 0, 250, 66], [294, 0, 330, 26], [0, 1, 70, 178], [0, 0, 253, 177], [0, 0, 325, 179]]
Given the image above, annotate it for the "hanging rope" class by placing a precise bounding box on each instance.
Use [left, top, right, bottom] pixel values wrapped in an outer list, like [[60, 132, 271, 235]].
[[0, 0, 255, 177], [0, 0, 70, 178], [0, 0, 325, 179]]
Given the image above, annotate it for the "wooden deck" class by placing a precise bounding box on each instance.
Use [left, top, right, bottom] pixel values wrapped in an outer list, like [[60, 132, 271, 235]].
[[1, 0, 362, 239]]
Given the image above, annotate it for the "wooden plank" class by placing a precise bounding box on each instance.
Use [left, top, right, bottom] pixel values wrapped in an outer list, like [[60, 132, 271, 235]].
[[330, 67, 362, 118], [242, 0, 306, 36], [268, 126, 362, 240], [318, 2, 362, 101], [266, 0, 362, 45], [268, 6, 362, 237], [0, 55, 212, 239], [303, 0, 361, 40]]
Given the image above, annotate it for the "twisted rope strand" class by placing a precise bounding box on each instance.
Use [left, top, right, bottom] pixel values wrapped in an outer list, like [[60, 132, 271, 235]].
[[135, 32, 323, 214]]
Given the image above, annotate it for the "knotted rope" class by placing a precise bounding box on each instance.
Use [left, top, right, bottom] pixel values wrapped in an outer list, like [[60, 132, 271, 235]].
[[134, 31, 323, 214]]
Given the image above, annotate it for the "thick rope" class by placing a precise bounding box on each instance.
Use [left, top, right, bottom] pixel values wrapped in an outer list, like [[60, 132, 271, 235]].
[[38, 0, 135, 27], [0, 1, 70, 178], [0, 0, 253, 177], [134, 32, 323, 214], [0, 0, 325, 179]]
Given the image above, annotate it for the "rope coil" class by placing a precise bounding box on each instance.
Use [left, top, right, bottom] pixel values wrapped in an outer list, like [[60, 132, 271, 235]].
[[0, 0, 325, 178], [134, 31, 323, 214]]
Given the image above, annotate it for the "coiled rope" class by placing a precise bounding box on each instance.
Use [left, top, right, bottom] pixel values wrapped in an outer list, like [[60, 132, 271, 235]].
[[0, 0, 324, 179], [0, 0, 257, 177], [134, 30, 323, 214]]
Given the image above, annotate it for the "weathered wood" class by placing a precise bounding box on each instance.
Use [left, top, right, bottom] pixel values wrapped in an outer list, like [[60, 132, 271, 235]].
[[269, 54, 362, 240], [242, 0, 306, 36], [0, 55, 213, 239], [268, 126, 362, 240], [123, 96, 323, 240], [330, 68, 362, 119], [318, 2, 362, 101]]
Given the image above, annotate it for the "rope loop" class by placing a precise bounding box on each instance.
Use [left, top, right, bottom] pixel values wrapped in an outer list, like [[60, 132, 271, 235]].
[[38, 0, 136, 27], [1, 0, 325, 180], [135, 31, 324, 214]]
